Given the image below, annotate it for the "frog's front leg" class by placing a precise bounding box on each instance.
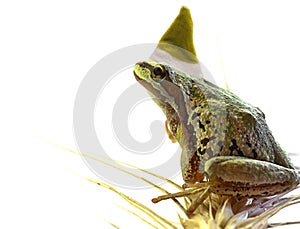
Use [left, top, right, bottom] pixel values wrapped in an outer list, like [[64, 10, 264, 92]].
[[205, 156, 300, 197]]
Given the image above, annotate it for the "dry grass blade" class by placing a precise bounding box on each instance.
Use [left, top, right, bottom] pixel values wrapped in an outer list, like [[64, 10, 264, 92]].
[[268, 221, 300, 228], [86, 177, 178, 229], [47, 143, 187, 211], [117, 204, 163, 229]]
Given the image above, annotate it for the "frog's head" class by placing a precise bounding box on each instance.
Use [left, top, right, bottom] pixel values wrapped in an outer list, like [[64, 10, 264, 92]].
[[134, 61, 181, 104], [134, 60, 199, 115], [134, 61, 171, 85]]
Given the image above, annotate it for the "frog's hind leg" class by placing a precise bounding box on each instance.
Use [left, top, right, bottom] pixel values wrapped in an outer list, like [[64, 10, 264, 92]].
[[205, 156, 300, 197], [165, 120, 177, 143]]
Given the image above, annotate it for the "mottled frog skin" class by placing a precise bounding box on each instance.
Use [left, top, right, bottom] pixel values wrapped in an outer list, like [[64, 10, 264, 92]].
[[134, 61, 299, 196]]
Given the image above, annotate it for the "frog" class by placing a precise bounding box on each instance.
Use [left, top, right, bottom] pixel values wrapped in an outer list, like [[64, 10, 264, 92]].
[[133, 61, 300, 200]]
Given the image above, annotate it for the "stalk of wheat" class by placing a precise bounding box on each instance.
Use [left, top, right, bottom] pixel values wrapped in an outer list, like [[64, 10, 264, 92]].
[[63, 146, 300, 229]]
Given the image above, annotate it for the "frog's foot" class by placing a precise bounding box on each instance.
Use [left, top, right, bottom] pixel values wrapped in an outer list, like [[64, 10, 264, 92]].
[[205, 156, 300, 197], [152, 184, 211, 217], [165, 120, 177, 143], [151, 185, 205, 203], [185, 186, 211, 216]]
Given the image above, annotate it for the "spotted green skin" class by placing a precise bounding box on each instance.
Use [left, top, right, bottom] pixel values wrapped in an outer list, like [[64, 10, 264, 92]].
[[134, 61, 299, 196]]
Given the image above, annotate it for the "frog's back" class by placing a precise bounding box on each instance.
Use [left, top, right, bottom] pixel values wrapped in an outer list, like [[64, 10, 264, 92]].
[[187, 78, 295, 172]]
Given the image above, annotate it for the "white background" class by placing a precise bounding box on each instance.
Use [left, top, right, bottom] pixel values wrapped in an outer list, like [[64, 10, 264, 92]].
[[1, 0, 300, 228]]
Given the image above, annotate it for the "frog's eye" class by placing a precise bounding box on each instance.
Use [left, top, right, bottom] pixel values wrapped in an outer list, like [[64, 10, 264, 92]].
[[152, 65, 167, 81]]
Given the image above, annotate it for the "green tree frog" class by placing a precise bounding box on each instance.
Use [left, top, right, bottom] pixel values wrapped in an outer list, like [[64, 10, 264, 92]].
[[134, 61, 299, 197]]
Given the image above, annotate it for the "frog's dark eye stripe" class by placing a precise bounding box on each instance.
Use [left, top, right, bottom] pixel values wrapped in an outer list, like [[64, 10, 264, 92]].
[[152, 65, 167, 81]]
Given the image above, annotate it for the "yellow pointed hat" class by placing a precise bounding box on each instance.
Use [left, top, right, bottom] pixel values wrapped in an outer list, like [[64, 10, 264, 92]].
[[150, 6, 201, 76], [158, 6, 198, 63]]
